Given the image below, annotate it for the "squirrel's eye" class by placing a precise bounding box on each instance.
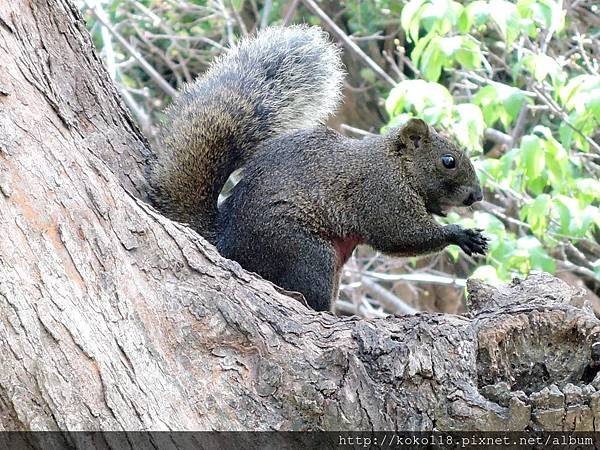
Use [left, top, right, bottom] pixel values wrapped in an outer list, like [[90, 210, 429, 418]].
[[441, 154, 456, 169]]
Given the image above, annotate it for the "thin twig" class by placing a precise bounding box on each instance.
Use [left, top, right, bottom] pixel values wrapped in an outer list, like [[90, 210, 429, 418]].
[[360, 272, 467, 288], [282, 0, 300, 26], [301, 0, 397, 87], [382, 49, 407, 81], [484, 128, 513, 147], [260, 0, 272, 29], [340, 124, 375, 137], [360, 278, 418, 315], [511, 104, 529, 145], [88, 5, 177, 97], [533, 85, 600, 154]]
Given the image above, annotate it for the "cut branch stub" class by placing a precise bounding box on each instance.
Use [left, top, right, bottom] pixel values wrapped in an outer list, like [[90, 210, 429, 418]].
[[466, 274, 600, 430]]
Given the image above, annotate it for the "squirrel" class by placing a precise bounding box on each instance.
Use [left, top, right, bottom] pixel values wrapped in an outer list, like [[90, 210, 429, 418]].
[[150, 25, 488, 312]]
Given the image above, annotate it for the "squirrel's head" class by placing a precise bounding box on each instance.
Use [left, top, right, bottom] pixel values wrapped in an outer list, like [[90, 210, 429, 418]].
[[388, 118, 483, 217]]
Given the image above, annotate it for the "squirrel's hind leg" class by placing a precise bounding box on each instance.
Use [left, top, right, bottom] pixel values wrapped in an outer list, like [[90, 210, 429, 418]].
[[272, 234, 338, 312], [220, 221, 338, 312]]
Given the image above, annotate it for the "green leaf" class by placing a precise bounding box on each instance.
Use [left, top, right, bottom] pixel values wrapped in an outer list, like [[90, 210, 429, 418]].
[[359, 68, 376, 84], [438, 36, 482, 69], [521, 194, 551, 238], [523, 53, 562, 82], [558, 123, 574, 150], [545, 142, 569, 185], [528, 244, 556, 272], [385, 87, 405, 117], [528, 127, 570, 186], [421, 37, 445, 81], [552, 195, 594, 236], [457, 7, 472, 33], [553, 196, 574, 235], [489, 237, 517, 273], [498, 148, 520, 185], [474, 83, 526, 128], [474, 85, 499, 125], [384, 80, 453, 123], [446, 245, 460, 261], [502, 88, 526, 126], [438, 35, 462, 57], [535, 0, 566, 34], [231, 0, 244, 10], [411, 30, 435, 68], [480, 158, 502, 181], [401, 0, 427, 42], [560, 75, 600, 111], [455, 39, 482, 69], [580, 206, 600, 236], [585, 88, 600, 122], [453, 103, 485, 150], [473, 211, 506, 236], [516, 0, 535, 18], [466, 0, 490, 26], [420, 0, 459, 34], [488, 0, 519, 44], [513, 236, 555, 273], [576, 178, 600, 203], [520, 135, 546, 184]]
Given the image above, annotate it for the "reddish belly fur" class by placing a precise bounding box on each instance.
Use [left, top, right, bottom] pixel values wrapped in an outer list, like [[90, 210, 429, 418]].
[[331, 235, 362, 269]]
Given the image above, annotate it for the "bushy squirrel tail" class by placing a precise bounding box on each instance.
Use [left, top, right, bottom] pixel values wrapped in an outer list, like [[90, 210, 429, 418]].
[[150, 25, 344, 241]]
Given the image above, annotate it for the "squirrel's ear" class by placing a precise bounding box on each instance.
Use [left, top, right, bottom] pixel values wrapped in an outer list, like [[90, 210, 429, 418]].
[[399, 118, 430, 149]]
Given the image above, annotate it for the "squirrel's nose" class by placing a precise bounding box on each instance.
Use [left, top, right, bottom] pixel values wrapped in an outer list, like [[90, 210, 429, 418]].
[[463, 187, 483, 206]]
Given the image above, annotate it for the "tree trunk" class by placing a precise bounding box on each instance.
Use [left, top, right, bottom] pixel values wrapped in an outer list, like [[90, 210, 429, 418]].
[[1, 0, 600, 432]]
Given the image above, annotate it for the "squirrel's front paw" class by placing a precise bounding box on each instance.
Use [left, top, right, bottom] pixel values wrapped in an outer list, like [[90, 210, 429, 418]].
[[453, 227, 488, 256]]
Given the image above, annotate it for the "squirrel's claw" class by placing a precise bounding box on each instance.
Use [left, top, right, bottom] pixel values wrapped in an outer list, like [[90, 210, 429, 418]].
[[456, 228, 489, 256]]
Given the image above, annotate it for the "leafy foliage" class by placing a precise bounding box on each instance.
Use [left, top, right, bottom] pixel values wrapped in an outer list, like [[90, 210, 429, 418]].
[[386, 0, 599, 283]]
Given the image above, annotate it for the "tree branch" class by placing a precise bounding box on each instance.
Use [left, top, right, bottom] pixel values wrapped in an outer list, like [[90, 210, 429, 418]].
[[301, 0, 397, 87]]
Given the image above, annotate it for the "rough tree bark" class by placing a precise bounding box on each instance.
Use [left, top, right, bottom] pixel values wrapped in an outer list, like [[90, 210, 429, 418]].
[[1, 0, 600, 432]]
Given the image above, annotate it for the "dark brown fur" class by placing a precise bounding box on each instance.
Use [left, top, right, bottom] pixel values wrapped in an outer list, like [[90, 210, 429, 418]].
[[151, 26, 488, 312]]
